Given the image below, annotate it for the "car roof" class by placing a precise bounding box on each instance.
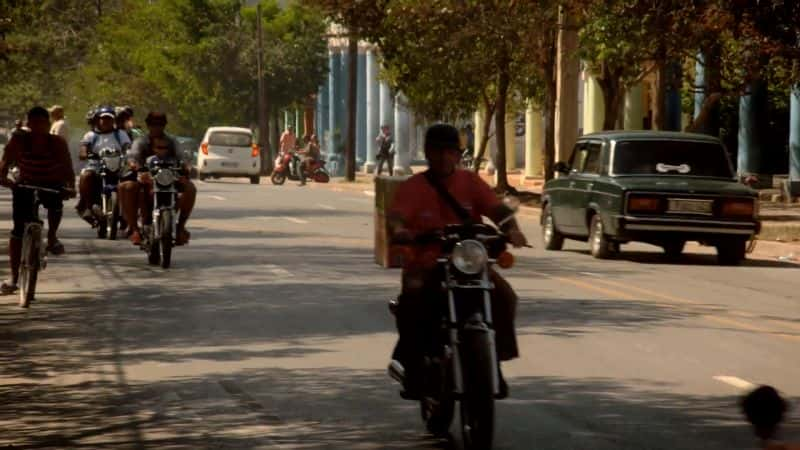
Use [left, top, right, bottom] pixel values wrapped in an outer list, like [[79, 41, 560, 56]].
[[578, 130, 720, 143], [205, 127, 252, 135]]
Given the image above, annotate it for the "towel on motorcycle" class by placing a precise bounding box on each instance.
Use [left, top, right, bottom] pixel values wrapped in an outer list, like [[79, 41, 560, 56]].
[[391, 264, 519, 390]]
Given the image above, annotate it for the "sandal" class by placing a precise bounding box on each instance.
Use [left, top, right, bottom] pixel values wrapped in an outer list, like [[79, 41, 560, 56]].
[[47, 240, 65, 256], [1, 280, 18, 296], [175, 228, 191, 246]]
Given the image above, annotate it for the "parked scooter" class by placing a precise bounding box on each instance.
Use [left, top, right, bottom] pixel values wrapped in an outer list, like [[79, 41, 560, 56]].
[[271, 150, 330, 185]]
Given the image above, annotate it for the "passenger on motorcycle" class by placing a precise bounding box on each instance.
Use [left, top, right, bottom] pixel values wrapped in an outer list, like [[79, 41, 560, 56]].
[[114, 106, 144, 142], [77, 106, 131, 224], [0, 106, 75, 293], [118, 112, 196, 246], [299, 134, 321, 185], [388, 123, 528, 398]]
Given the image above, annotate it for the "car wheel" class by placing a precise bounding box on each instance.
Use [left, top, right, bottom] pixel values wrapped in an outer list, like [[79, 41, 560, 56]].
[[589, 215, 614, 259], [662, 240, 686, 259], [541, 204, 564, 251], [250, 176, 260, 184], [198, 173, 208, 181], [716, 238, 746, 266]]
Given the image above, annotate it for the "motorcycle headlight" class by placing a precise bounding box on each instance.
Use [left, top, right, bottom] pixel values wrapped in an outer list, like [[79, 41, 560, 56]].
[[103, 156, 121, 172], [451, 239, 488, 275], [154, 169, 177, 186]]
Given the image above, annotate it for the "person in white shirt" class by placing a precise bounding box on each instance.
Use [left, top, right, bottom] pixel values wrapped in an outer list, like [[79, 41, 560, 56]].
[[49, 105, 69, 142]]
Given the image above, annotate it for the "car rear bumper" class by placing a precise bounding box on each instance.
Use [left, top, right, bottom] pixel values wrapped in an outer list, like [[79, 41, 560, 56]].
[[612, 215, 761, 240], [199, 159, 260, 176]]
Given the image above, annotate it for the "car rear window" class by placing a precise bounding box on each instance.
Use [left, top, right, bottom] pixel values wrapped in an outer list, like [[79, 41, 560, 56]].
[[208, 132, 252, 147], [613, 140, 734, 178]]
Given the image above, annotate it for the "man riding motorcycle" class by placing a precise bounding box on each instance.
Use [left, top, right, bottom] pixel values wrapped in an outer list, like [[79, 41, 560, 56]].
[[118, 112, 196, 246], [0, 106, 75, 293], [77, 106, 131, 224], [388, 123, 528, 398]]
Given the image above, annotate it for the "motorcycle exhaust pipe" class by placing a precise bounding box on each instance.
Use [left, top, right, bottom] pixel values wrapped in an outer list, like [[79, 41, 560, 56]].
[[388, 360, 405, 384]]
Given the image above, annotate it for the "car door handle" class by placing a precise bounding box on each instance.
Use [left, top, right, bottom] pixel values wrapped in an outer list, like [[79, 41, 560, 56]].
[[569, 181, 575, 188], [587, 183, 593, 190]]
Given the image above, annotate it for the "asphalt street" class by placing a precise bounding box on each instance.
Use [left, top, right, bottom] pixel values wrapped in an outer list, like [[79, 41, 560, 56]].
[[0, 178, 798, 449]]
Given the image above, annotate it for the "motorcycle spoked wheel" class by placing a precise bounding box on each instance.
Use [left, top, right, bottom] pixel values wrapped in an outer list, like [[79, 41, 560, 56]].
[[160, 210, 173, 269], [420, 359, 455, 437], [147, 230, 161, 266], [271, 171, 287, 185], [459, 329, 496, 450], [312, 169, 330, 183]]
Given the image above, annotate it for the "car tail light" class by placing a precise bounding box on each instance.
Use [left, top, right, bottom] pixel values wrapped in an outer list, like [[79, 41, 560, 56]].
[[251, 144, 260, 158], [201, 142, 208, 155], [720, 198, 755, 218], [627, 195, 662, 213]]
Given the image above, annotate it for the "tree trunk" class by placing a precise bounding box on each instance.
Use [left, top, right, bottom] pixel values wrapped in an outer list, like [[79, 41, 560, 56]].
[[543, 38, 558, 181], [653, 61, 667, 130], [685, 92, 722, 133], [472, 98, 496, 174], [494, 68, 511, 193], [345, 38, 357, 181]]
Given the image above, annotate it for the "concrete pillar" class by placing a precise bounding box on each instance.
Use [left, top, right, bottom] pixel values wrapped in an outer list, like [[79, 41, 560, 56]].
[[356, 51, 367, 164], [525, 103, 544, 178], [582, 69, 605, 135], [295, 109, 303, 139], [328, 50, 340, 156], [505, 113, 516, 171], [694, 52, 706, 120], [790, 86, 800, 195], [393, 93, 411, 174], [338, 48, 349, 152], [284, 110, 291, 131], [738, 81, 767, 176], [623, 83, 644, 130], [408, 112, 417, 163], [555, 8, 580, 164], [379, 82, 394, 129], [473, 109, 485, 158], [364, 49, 380, 172]]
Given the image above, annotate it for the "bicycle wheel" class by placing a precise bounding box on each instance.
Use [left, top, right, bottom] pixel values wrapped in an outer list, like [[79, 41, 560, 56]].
[[19, 225, 41, 308]]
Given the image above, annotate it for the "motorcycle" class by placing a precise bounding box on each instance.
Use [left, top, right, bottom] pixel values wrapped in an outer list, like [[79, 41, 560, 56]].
[[389, 223, 516, 450], [92, 147, 125, 240], [271, 150, 330, 185], [139, 157, 182, 269]]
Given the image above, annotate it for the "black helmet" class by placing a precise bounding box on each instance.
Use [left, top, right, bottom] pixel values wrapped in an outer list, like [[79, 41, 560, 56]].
[[145, 111, 167, 126], [424, 123, 461, 153]]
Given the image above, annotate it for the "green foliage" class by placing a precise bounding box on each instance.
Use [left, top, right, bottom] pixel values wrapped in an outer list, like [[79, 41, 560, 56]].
[[1, 0, 327, 137]]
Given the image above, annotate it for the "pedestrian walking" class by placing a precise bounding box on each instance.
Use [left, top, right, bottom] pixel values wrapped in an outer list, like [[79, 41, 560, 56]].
[[375, 124, 394, 176], [48, 105, 69, 142]]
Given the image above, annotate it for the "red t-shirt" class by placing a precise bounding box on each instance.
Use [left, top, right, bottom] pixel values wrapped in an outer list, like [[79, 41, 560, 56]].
[[390, 169, 501, 234], [1, 132, 74, 185]]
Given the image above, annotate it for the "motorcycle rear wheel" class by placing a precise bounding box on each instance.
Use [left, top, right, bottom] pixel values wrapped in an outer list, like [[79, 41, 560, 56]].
[[148, 238, 161, 265], [459, 328, 496, 450], [271, 171, 286, 185]]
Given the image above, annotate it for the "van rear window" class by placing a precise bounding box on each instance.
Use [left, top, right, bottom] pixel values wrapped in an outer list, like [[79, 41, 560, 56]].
[[209, 132, 252, 147]]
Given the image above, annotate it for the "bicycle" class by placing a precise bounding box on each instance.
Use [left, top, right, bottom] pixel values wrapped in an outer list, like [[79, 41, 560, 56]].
[[14, 184, 62, 307]]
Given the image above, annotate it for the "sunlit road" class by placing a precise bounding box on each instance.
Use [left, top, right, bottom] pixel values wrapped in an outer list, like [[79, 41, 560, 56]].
[[1, 178, 798, 449]]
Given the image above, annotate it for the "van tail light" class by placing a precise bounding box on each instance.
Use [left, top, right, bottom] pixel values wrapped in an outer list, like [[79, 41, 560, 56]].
[[720, 199, 756, 218], [201, 142, 208, 155], [496, 251, 514, 269], [251, 144, 260, 158], [627, 195, 662, 213]]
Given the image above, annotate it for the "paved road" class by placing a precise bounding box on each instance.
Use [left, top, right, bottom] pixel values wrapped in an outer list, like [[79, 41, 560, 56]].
[[0, 179, 798, 449]]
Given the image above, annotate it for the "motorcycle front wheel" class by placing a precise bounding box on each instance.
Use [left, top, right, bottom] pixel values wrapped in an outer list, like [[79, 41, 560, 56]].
[[160, 210, 173, 269], [271, 171, 286, 185], [147, 236, 161, 266], [313, 169, 330, 183], [459, 328, 496, 450]]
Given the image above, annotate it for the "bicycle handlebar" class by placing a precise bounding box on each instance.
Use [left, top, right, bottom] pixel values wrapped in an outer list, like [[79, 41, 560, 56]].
[[16, 184, 63, 194]]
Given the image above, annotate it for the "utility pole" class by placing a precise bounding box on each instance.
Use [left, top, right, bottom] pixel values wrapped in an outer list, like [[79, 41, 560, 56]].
[[256, 3, 271, 174], [345, 36, 357, 181]]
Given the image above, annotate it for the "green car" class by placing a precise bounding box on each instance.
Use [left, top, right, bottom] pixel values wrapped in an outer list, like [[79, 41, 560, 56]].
[[541, 131, 761, 265]]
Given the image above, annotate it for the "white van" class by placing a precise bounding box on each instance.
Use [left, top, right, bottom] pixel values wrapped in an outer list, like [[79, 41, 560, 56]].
[[197, 127, 261, 184]]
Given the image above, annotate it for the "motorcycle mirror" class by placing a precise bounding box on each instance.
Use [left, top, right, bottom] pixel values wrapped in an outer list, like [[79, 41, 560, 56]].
[[503, 195, 520, 212]]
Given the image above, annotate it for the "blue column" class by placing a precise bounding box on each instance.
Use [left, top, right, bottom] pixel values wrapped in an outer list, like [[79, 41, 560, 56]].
[[356, 50, 367, 166], [693, 52, 706, 123], [284, 110, 291, 131], [338, 47, 349, 155], [317, 83, 329, 145], [665, 61, 682, 131], [394, 93, 410, 174], [738, 80, 767, 176], [365, 49, 380, 172], [328, 50, 340, 159], [790, 85, 800, 195]]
